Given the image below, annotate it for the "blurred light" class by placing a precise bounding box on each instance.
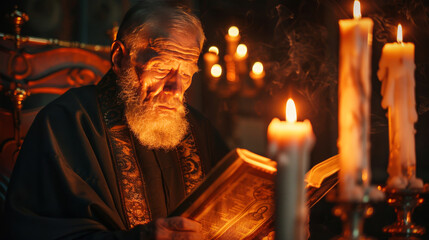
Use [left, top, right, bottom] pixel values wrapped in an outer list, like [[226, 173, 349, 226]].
[[236, 44, 247, 57], [208, 46, 219, 55], [211, 64, 222, 78], [228, 26, 239, 37], [252, 62, 264, 75]]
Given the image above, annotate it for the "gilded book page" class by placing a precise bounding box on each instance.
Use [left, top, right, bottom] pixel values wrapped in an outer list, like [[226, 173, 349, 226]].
[[187, 165, 274, 239]]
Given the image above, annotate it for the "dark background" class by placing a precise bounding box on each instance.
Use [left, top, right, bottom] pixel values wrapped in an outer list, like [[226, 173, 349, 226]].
[[1, 0, 428, 239]]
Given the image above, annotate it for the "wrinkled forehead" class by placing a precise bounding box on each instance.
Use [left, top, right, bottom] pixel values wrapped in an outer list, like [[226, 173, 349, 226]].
[[131, 33, 201, 69]]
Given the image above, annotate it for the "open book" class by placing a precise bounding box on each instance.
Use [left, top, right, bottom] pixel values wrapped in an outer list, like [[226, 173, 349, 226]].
[[170, 148, 339, 239]]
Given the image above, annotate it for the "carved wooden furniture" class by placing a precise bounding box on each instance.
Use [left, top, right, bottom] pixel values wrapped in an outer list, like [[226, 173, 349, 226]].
[[0, 43, 110, 175], [0, 6, 112, 216]]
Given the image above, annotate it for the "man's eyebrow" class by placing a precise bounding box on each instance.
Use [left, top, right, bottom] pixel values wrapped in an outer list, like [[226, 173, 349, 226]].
[[135, 47, 159, 64]]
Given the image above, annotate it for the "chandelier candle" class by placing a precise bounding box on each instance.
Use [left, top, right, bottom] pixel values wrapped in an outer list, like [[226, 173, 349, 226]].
[[225, 26, 240, 56], [338, 0, 373, 201], [249, 62, 265, 87], [204, 46, 219, 78], [234, 43, 248, 74], [267, 99, 314, 240], [377, 24, 423, 189]]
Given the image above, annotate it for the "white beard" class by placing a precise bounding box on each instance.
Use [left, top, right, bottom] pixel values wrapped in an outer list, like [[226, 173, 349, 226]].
[[117, 67, 189, 150]]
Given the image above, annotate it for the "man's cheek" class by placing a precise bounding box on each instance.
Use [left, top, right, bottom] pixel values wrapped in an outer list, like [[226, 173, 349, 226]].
[[134, 65, 144, 79], [142, 85, 162, 103]]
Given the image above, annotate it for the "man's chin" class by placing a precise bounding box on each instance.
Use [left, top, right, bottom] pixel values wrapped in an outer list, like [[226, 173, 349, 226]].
[[125, 105, 189, 150]]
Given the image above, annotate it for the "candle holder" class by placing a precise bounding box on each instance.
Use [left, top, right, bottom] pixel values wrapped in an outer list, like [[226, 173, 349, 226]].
[[382, 184, 428, 240], [327, 186, 384, 240], [203, 27, 265, 99], [330, 201, 375, 240]]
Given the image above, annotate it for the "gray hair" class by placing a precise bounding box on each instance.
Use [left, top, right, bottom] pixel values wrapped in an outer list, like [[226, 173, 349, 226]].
[[116, 1, 205, 53]]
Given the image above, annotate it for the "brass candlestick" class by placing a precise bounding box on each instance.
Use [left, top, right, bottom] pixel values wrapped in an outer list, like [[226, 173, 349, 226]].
[[382, 184, 428, 240], [331, 201, 375, 240], [8, 85, 30, 149], [327, 186, 384, 240], [9, 5, 29, 50]]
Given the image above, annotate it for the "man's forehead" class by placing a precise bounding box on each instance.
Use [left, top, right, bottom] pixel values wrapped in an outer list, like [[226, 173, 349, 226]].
[[151, 38, 200, 61], [149, 58, 199, 73], [132, 36, 200, 66]]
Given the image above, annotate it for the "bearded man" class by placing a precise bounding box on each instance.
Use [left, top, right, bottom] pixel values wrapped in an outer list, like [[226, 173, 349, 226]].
[[2, 2, 229, 239]]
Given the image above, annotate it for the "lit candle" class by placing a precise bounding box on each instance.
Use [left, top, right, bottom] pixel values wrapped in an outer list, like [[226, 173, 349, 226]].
[[210, 64, 222, 78], [225, 26, 240, 56], [234, 43, 248, 74], [249, 62, 265, 87], [207, 64, 222, 90], [208, 46, 219, 55], [203, 46, 219, 77], [377, 24, 423, 189], [338, 0, 373, 201], [267, 99, 315, 240]]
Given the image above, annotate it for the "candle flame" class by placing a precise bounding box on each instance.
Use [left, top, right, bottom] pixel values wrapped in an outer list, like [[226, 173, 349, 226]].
[[252, 62, 264, 75], [286, 98, 297, 123], [236, 44, 247, 57], [397, 24, 403, 44], [228, 26, 239, 37], [353, 0, 361, 19], [211, 64, 222, 78], [208, 46, 219, 55]]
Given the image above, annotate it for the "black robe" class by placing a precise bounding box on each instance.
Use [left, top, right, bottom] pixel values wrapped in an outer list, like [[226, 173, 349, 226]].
[[2, 75, 229, 239]]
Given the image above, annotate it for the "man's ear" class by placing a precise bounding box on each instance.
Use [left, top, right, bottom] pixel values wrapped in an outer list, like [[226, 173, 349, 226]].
[[111, 40, 127, 75]]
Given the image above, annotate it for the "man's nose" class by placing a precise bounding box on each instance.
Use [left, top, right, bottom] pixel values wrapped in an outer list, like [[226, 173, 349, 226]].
[[163, 68, 184, 97]]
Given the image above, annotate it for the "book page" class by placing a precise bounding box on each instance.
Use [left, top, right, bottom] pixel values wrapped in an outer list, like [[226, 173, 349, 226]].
[[188, 164, 275, 239]]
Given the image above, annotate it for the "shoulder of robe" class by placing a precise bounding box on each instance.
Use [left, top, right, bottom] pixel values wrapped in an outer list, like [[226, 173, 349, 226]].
[[36, 85, 99, 122], [185, 104, 210, 126]]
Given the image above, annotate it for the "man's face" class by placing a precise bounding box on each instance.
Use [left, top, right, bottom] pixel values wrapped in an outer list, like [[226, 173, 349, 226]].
[[128, 30, 200, 110], [117, 29, 201, 150]]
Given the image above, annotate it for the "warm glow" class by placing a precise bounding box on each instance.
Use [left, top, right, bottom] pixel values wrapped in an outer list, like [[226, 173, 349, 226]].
[[208, 46, 219, 55], [362, 169, 368, 182], [238, 148, 277, 173], [236, 44, 247, 57], [228, 26, 239, 37], [211, 64, 222, 78], [353, 0, 361, 19], [397, 24, 403, 44], [252, 62, 264, 75], [286, 98, 297, 123]]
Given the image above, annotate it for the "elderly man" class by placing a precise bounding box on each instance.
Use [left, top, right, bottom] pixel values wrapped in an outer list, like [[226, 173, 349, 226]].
[[3, 2, 229, 239]]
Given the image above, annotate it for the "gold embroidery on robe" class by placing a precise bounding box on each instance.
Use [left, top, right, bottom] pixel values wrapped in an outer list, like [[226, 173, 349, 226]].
[[97, 71, 151, 228], [176, 132, 204, 195]]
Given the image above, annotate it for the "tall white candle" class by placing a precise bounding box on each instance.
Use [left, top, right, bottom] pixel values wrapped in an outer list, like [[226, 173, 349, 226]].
[[267, 99, 315, 240], [338, 0, 373, 201], [377, 24, 423, 189]]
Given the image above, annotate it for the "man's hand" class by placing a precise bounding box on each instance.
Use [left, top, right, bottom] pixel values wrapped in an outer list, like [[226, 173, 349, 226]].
[[152, 216, 203, 240]]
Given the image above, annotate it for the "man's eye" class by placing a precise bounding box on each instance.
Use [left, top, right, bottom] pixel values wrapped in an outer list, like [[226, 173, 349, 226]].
[[157, 69, 170, 74], [153, 69, 170, 78], [181, 73, 191, 78]]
